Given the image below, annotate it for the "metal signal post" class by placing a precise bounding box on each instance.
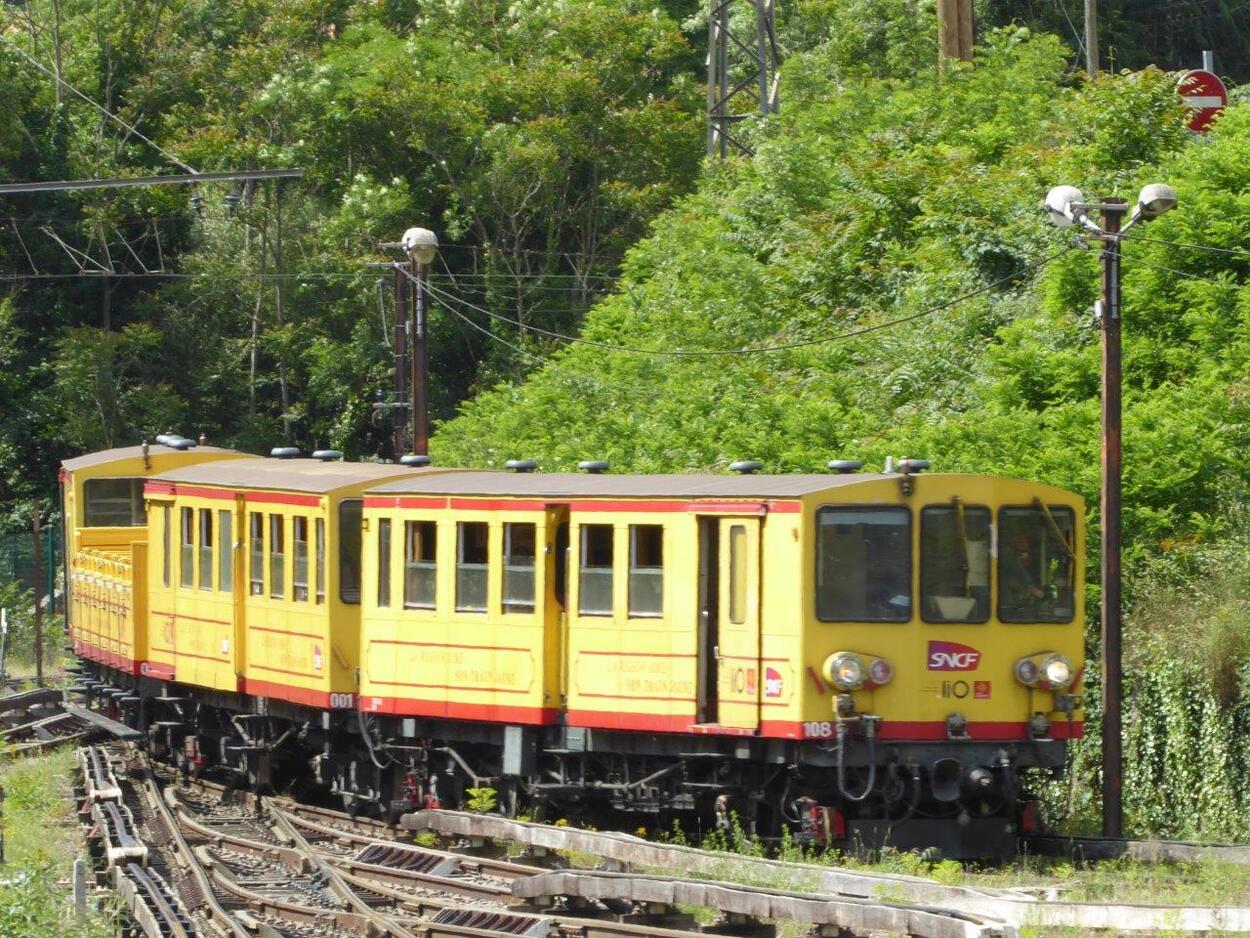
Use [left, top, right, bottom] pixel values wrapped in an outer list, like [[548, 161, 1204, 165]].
[[1045, 183, 1176, 839], [1098, 199, 1126, 839]]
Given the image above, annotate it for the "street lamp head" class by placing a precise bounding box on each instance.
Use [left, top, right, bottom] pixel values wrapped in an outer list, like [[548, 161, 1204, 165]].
[[1135, 183, 1178, 221], [1044, 185, 1086, 228], [401, 227, 439, 264]]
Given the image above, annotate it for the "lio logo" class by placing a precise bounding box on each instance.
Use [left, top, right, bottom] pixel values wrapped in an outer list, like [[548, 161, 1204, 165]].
[[927, 640, 981, 671]]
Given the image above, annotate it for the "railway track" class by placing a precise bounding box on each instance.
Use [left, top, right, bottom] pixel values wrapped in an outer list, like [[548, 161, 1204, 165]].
[[70, 734, 1250, 938], [77, 744, 1016, 938]]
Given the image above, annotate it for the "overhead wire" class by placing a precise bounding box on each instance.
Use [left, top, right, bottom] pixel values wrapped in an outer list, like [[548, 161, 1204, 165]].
[[0, 30, 197, 175], [1120, 232, 1250, 260], [418, 245, 1074, 357]]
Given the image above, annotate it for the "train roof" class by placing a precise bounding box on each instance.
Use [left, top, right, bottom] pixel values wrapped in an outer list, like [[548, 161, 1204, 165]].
[[62, 444, 243, 472], [148, 457, 440, 494], [366, 470, 893, 499]]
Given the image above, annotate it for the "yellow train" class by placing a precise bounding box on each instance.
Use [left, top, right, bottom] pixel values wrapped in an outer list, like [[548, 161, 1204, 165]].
[[63, 442, 1083, 857]]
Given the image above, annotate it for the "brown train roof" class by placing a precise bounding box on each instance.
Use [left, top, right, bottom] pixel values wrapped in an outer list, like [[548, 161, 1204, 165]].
[[366, 470, 892, 499], [62, 444, 244, 472], [149, 458, 449, 494]]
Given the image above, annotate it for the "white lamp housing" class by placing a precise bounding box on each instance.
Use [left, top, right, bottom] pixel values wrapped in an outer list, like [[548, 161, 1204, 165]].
[[401, 227, 439, 264], [1044, 185, 1086, 228], [1136, 183, 1178, 220]]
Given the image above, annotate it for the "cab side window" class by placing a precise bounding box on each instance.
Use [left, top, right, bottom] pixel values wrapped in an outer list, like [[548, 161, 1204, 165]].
[[198, 509, 214, 591], [404, 521, 437, 609], [339, 500, 363, 604], [269, 515, 285, 599], [293, 517, 310, 602], [249, 512, 264, 596], [579, 524, 614, 616], [180, 507, 194, 589], [503, 523, 536, 614], [456, 522, 489, 612], [628, 524, 663, 617]]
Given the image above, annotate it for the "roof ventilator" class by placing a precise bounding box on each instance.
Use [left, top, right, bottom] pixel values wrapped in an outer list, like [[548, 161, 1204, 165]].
[[270, 447, 303, 459], [401, 455, 432, 468], [827, 460, 862, 474], [155, 433, 196, 450], [506, 459, 537, 473], [730, 460, 763, 475], [578, 460, 609, 474], [312, 450, 343, 462]]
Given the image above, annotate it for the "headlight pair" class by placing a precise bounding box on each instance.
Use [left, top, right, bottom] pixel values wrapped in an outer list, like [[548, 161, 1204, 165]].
[[822, 651, 893, 692], [1014, 652, 1074, 691]]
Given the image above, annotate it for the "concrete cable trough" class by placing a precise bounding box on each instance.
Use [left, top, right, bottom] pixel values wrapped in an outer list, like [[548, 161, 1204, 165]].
[[402, 808, 1250, 933]]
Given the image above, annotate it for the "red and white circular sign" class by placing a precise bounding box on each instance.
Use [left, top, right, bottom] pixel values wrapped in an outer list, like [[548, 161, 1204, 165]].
[[1179, 69, 1228, 133]]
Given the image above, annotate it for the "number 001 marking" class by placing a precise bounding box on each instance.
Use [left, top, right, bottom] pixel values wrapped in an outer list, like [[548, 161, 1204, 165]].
[[802, 721, 833, 739], [329, 693, 356, 709]]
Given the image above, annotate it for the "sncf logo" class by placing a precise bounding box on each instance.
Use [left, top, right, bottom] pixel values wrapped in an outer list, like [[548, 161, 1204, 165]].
[[764, 667, 783, 698], [927, 641, 981, 671]]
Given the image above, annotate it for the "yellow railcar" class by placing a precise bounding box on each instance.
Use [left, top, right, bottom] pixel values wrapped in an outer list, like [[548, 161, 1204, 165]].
[[65, 447, 1083, 857], [141, 455, 445, 706], [61, 441, 244, 675]]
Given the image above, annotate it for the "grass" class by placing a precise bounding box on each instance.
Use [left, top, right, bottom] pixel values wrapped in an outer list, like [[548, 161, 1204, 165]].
[[0, 746, 120, 936]]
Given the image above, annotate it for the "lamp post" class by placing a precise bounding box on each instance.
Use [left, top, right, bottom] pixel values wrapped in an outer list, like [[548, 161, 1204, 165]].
[[1045, 182, 1178, 839], [401, 228, 439, 457]]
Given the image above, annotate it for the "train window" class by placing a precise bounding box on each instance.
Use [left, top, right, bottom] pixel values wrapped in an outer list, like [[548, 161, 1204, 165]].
[[339, 500, 362, 604], [249, 512, 264, 596], [377, 519, 392, 607], [162, 506, 171, 587], [579, 524, 614, 616], [270, 514, 285, 599], [629, 525, 663, 617], [998, 506, 1076, 623], [456, 522, 489, 612], [815, 507, 911, 622], [199, 509, 214, 591], [218, 511, 233, 591], [921, 505, 990, 623], [503, 523, 536, 614], [404, 521, 437, 609], [83, 478, 146, 527], [315, 517, 325, 605], [180, 508, 194, 589], [729, 524, 747, 624], [293, 517, 310, 602]]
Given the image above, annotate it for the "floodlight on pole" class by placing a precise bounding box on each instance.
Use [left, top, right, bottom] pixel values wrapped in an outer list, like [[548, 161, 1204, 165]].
[[1044, 181, 1177, 841], [401, 227, 439, 265]]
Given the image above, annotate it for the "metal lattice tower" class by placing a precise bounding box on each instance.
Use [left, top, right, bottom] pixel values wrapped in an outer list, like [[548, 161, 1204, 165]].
[[707, 0, 780, 157]]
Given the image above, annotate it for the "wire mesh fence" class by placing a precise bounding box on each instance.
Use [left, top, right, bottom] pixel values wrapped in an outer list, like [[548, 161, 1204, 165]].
[[0, 519, 61, 612]]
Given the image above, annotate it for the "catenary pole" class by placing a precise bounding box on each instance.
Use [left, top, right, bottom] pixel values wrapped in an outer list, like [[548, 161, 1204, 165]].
[[411, 254, 430, 457], [1099, 199, 1126, 838], [1084, 0, 1099, 74], [32, 500, 43, 687]]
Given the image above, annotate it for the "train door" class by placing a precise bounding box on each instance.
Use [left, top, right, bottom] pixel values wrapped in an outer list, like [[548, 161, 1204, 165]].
[[713, 516, 762, 730], [697, 518, 720, 724], [545, 505, 570, 707]]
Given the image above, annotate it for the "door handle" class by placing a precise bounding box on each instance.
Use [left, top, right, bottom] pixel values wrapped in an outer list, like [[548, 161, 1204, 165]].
[[712, 645, 720, 661]]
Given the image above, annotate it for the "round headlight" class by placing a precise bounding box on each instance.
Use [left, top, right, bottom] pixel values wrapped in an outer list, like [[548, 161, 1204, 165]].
[[1042, 655, 1073, 690], [824, 652, 864, 691], [1015, 658, 1039, 686], [868, 657, 893, 686]]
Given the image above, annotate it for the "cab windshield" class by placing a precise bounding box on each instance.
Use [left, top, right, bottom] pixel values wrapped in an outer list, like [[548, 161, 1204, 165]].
[[815, 507, 910, 622], [998, 506, 1076, 623], [921, 504, 990, 623]]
